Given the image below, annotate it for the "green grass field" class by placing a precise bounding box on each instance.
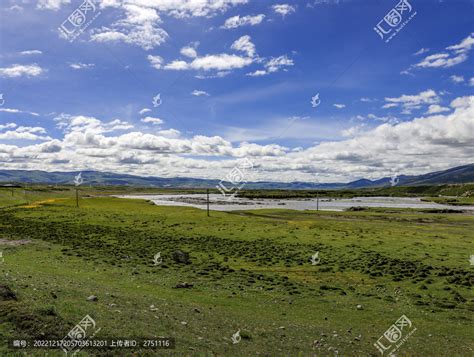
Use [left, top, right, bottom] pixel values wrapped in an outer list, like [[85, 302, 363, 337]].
[[0, 188, 473, 356]]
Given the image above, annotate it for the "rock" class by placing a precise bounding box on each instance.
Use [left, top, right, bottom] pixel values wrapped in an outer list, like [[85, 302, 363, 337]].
[[194, 308, 201, 313], [181, 321, 188, 326], [0, 285, 17, 301], [172, 250, 190, 264], [356, 304, 363, 310], [355, 335, 361, 341], [175, 282, 193, 289], [87, 295, 98, 302], [150, 305, 158, 311]]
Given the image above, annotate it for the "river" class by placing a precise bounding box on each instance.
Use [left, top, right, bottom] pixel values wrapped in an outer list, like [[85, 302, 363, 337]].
[[115, 194, 474, 212]]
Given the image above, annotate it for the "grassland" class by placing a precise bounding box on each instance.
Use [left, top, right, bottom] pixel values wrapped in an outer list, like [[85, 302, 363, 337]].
[[0, 187, 473, 356]]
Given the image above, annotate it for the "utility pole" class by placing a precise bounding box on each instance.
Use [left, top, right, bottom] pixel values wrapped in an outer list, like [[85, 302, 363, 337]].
[[316, 190, 319, 211], [206, 189, 210, 217]]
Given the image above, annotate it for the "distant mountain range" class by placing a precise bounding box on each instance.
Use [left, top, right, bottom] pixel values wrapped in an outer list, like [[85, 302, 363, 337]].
[[0, 164, 473, 189]]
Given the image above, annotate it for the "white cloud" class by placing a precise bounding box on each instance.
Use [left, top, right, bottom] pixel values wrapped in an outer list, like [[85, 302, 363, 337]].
[[383, 89, 440, 114], [69, 63, 94, 70], [147, 55, 164, 69], [141, 117, 164, 125], [222, 14, 265, 29], [139, 108, 152, 115], [360, 97, 374, 102], [413, 48, 429, 56], [449, 75, 464, 83], [333, 104, 345, 109], [180, 46, 198, 58], [272, 4, 296, 17], [3, 97, 474, 182], [414, 33, 474, 69], [265, 55, 294, 73], [0, 123, 17, 130], [164, 54, 252, 71], [20, 50, 43, 55], [426, 105, 450, 114], [37, 0, 71, 11], [231, 35, 256, 57], [246, 70, 267, 77], [0, 64, 44, 78], [0, 126, 51, 141], [0, 108, 39, 116], [191, 90, 210, 97], [469, 77, 474, 87]]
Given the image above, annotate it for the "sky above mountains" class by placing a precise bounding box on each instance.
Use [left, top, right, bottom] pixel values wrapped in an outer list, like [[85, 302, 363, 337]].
[[0, 0, 473, 183]]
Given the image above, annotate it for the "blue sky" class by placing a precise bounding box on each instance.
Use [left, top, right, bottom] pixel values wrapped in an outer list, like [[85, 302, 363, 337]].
[[0, 0, 473, 183]]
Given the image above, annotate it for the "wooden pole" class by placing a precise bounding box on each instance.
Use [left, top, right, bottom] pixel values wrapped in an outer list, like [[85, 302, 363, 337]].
[[206, 189, 210, 217], [76, 188, 79, 208], [316, 191, 319, 211]]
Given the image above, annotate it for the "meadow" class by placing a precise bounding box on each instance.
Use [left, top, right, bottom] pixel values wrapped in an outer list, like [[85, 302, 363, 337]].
[[0, 187, 472, 356]]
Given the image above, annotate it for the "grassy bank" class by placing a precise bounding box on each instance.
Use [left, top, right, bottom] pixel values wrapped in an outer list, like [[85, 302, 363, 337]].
[[0, 189, 472, 355]]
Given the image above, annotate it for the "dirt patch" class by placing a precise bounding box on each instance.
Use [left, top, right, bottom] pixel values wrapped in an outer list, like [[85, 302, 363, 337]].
[[0, 239, 32, 246]]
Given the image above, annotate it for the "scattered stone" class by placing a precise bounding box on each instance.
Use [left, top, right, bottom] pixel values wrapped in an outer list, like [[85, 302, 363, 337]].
[[194, 308, 201, 313], [354, 335, 362, 341], [172, 250, 190, 264], [108, 303, 117, 307], [150, 305, 158, 311], [87, 295, 98, 302], [181, 321, 188, 326], [175, 282, 193, 289], [0, 285, 17, 301], [356, 304, 363, 310]]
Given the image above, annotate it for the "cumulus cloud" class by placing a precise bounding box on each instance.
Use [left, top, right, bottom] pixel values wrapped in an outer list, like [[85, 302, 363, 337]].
[[180, 45, 198, 58], [425, 104, 450, 114], [0, 64, 44, 78], [231, 35, 256, 57], [449, 75, 464, 83], [222, 14, 265, 29], [141, 117, 164, 125], [383, 89, 440, 114], [147, 55, 164, 69], [2, 97, 474, 182], [37, 0, 70, 11], [0, 126, 51, 141], [272, 4, 296, 17], [414, 33, 474, 69]]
